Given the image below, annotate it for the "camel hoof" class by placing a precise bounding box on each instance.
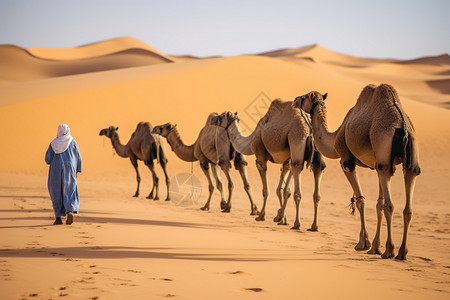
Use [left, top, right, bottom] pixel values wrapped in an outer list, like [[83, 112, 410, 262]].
[[154, 197, 159, 201], [250, 210, 259, 216], [395, 246, 408, 260], [133, 194, 139, 198], [381, 251, 395, 259], [381, 243, 395, 259], [221, 206, 231, 213], [354, 239, 371, 251], [307, 227, 318, 232], [290, 222, 300, 230], [395, 253, 407, 261], [255, 215, 265, 222], [200, 206, 209, 211], [165, 197, 171, 201], [220, 201, 227, 210], [146, 195, 153, 199], [367, 248, 382, 255]]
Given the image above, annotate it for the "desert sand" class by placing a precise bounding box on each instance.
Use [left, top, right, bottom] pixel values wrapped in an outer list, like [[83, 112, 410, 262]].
[[0, 36, 449, 299]]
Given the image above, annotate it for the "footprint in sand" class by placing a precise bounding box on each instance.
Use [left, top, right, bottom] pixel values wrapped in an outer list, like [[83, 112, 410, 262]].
[[0, 260, 12, 281], [227, 270, 251, 276], [113, 277, 137, 286], [241, 288, 264, 292], [125, 269, 142, 273], [61, 258, 80, 262]]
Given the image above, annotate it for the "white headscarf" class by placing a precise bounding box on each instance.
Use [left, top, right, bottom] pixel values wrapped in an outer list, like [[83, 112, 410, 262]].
[[51, 124, 73, 154]]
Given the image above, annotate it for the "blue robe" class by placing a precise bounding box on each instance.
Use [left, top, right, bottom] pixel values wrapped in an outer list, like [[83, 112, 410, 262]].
[[45, 140, 82, 218]]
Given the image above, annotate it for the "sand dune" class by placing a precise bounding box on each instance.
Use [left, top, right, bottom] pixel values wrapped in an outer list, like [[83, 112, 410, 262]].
[[397, 53, 450, 66], [0, 37, 173, 83], [27, 36, 173, 62], [0, 37, 449, 299], [259, 43, 396, 66]]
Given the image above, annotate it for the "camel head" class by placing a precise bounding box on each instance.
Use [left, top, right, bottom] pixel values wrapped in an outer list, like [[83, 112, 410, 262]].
[[99, 126, 119, 138], [292, 91, 328, 115], [152, 123, 177, 137], [210, 111, 238, 129]]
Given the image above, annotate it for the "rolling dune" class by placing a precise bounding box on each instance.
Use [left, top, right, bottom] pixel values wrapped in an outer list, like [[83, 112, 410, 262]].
[[0, 37, 449, 299]]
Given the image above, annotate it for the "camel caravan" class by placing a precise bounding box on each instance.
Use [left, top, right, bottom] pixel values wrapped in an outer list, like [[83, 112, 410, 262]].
[[99, 83, 420, 260]]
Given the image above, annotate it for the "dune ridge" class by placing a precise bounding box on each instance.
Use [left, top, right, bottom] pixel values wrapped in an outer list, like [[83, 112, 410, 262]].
[[258, 43, 397, 66], [27, 36, 173, 61], [0, 37, 174, 83]]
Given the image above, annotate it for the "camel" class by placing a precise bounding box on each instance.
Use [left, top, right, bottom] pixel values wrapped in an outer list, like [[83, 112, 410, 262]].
[[211, 99, 326, 231], [292, 83, 421, 260], [151, 113, 259, 215], [99, 122, 170, 200]]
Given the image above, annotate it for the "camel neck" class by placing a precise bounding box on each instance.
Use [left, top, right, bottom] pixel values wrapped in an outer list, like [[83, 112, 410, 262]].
[[311, 106, 340, 159], [110, 132, 128, 158], [166, 128, 197, 162], [227, 120, 254, 156]]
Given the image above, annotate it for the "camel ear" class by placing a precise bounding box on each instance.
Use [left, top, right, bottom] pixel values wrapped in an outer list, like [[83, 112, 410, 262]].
[[234, 112, 238, 116], [173, 124, 177, 129], [323, 93, 328, 101], [116, 127, 119, 131]]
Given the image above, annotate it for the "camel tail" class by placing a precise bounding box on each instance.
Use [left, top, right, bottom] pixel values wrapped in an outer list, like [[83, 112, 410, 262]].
[[391, 129, 421, 175], [389, 88, 421, 175], [403, 133, 421, 175], [153, 135, 162, 164], [303, 136, 326, 171], [233, 150, 248, 170], [304, 135, 315, 170]]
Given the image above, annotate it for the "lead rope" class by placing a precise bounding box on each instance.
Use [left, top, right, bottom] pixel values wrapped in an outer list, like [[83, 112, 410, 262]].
[[390, 90, 409, 168]]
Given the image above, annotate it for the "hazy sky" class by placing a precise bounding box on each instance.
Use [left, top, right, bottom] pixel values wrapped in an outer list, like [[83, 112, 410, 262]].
[[0, 0, 448, 59]]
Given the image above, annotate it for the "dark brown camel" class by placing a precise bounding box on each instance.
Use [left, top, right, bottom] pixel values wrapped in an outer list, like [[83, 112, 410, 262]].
[[99, 122, 170, 200]]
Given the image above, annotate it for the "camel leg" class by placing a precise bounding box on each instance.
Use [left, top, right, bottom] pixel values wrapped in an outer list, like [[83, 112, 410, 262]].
[[308, 161, 324, 232], [130, 157, 141, 198], [219, 161, 233, 213], [289, 163, 304, 230], [273, 161, 291, 225], [342, 164, 371, 251], [146, 161, 159, 200], [159, 146, 171, 201], [211, 164, 227, 210], [287, 134, 307, 230], [200, 162, 214, 211], [396, 169, 417, 260], [368, 183, 384, 255], [255, 159, 268, 222], [278, 171, 293, 226], [377, 168, 395, 259], [235, 161, 259, 215]]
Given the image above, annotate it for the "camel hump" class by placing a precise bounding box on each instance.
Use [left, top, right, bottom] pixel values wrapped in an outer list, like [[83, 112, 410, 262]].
[[135, 121, 153, 133], [376, 83, 401, 103], [263, 99, 296, 122], [206, 113, 219, 126], [268, 99, 292, 112]]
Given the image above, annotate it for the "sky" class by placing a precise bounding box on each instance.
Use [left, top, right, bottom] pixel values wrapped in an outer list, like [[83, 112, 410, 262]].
[[0, 0, 449, 59]]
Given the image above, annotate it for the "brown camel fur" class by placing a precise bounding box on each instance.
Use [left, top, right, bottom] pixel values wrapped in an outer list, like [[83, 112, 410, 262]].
[[152, 113, 258, 215], [99, 122, 170, 200], [211, 99, 326, 231], [292, 83, 421, 260]]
